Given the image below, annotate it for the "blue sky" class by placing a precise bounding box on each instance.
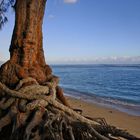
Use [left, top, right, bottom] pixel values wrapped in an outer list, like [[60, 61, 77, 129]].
[[0, 0, 140, 64]]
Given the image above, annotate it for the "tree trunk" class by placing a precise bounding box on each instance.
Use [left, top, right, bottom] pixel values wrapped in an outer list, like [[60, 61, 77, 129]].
[[0, 0, 139, 140], [0, 0, 52, 88]]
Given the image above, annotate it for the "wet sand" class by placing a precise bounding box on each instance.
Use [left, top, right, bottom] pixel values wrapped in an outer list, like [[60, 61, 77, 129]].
[[66, 96, 140, 137]]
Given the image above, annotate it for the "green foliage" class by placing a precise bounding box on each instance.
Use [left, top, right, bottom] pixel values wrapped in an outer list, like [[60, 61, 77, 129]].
[[0, 0, 15, 29]]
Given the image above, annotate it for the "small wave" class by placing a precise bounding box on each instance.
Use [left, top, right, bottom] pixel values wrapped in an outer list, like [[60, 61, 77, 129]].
[[97, 97, 140, 108], [64, 88, 140, 116]]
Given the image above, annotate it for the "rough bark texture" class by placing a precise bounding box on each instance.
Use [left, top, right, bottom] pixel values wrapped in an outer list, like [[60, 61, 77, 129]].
[[0, 0, 52, 88], [0, 0, 140, 140], [0, 78, 139, 140]]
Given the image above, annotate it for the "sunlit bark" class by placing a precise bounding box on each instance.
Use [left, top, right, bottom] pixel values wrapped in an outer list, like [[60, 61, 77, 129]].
[[0, 0, 52, 88]]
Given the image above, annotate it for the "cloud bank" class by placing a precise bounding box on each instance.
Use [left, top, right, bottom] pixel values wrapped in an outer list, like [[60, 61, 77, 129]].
[[64, 0, 78, 4], [0, 53, 4, 61], [47, 56, 140, 64]]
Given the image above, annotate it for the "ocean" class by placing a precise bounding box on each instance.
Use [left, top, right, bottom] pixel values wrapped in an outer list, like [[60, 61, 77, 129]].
[[0, 62, 140, 116], [51, 64, 140, 116]]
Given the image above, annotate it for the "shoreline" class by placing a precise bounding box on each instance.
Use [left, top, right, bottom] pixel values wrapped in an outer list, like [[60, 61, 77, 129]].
[[66, 95, 140, 137], [64, 90, 140, 117]]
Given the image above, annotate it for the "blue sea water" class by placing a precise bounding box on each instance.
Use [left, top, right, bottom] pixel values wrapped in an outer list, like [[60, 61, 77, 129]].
[[0, 62, 140, 116], [51, 64, 140, 116]]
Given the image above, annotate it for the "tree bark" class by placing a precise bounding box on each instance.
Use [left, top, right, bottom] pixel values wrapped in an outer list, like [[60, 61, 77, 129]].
[[0, 0, 52, 88], [0, 1, 139, 140]]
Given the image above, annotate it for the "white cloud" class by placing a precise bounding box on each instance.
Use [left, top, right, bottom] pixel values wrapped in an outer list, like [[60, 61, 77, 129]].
[[0, 53, 4, 61], [87, 56, 140, 64], [64, 0, 78, 4], [0, 52, 9, 62], [48, 14, 55, 19], [47, 56, 140, 64]]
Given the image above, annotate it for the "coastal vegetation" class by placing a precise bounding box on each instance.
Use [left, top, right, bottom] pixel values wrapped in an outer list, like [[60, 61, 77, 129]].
[[0, 0, 139, 139]]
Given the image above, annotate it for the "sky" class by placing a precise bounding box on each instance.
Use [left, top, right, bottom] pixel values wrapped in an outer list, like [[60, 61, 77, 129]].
[[0, 0, 140, 64]]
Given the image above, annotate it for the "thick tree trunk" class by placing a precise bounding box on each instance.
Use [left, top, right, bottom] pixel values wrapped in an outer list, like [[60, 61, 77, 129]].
[[0, 0, 139, 140], [0, 0, 52, 88]]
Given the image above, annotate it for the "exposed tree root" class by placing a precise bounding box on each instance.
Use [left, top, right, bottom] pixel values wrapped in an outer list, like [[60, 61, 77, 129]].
[[0, 77, 139, 140]]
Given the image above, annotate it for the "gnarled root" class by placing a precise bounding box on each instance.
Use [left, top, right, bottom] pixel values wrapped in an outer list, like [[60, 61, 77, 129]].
[[0, 77, 139, 140]]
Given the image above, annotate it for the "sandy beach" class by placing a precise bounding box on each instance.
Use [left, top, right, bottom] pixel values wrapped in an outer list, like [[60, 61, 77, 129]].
[[66, 96, 140, 137]]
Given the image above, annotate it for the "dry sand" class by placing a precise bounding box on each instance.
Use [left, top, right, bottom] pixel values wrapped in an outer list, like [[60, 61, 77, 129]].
[[66, 96, 140, 137]]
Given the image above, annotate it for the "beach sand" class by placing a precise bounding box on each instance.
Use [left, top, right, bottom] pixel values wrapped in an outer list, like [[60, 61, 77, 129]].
[[66, 96, 140, 137]]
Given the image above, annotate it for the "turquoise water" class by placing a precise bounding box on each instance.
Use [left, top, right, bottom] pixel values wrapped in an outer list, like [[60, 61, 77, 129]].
[[51, 64, 140, 116]]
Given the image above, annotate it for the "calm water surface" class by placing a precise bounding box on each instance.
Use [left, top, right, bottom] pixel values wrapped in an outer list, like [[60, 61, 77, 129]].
[[51, 64, 140, 116], [0, 62, 140, 116]]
